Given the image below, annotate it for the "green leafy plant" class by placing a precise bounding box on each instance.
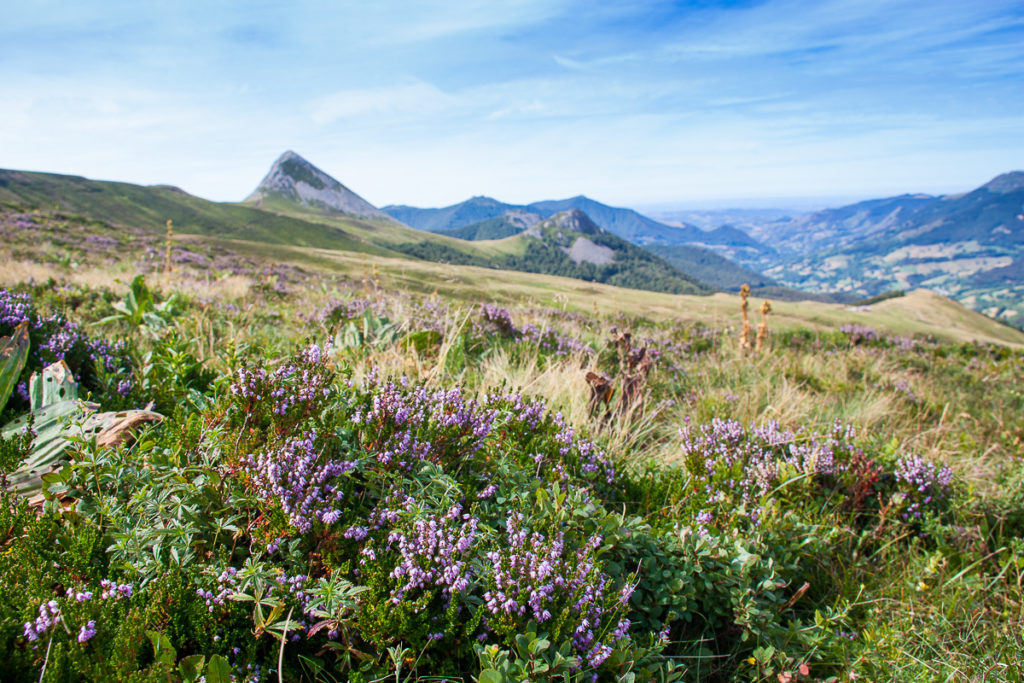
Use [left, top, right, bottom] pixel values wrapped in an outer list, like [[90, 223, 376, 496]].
[[475, 628, 579, 682], [99, 274, 179, 331]]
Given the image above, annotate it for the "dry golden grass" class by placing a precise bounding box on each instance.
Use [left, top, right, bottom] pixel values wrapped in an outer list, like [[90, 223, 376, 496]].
[[0, 259, 130, 290], [8, 229, 1021, 498], [0, 257, 254, 302], [9, 223, 1024, 349]]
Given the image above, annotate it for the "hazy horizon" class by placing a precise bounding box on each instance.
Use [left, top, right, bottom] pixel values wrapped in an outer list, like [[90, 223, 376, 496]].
[[1, 148, 1007, 216], [2, 1, 1022, 209]]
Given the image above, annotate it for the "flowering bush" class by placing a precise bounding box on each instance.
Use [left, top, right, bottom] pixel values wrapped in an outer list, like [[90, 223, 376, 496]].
[[893, 454, 954, 520], [482, 511, 632, 667], [1, 282, 1014, 683], [0, 287, 133, 410], [221, 344, 632, 672], [678, 418, 863, 524]]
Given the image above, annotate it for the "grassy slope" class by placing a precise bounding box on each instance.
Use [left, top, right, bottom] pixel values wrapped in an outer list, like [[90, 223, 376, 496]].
[[0, 171, 578, 266], [185, 234, 1024, 348], [0, 169, 398, 256], [244, 196, 466, 248], [0, 170, 707, 294], [2, 169, 1019, 346]]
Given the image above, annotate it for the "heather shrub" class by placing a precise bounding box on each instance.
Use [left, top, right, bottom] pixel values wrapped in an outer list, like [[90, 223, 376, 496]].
[[0, 286, 133, 414], [0, 280, 1021, 682], [216, 344, 647, 676]]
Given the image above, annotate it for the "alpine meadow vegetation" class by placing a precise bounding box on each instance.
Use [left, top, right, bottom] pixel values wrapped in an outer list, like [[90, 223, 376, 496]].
[[1, 217, 1023, 682]]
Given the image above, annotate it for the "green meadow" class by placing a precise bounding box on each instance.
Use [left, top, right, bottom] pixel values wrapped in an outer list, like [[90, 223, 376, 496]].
[[1, 204, 1023, 682]]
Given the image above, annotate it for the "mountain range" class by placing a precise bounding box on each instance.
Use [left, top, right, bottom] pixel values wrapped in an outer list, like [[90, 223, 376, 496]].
[[383, 195, 767, 249], [715, 171, 1024, 323], [3, 150, 1021, 322], [0, 153, 724, 296], [743, 172, 1024, 257]]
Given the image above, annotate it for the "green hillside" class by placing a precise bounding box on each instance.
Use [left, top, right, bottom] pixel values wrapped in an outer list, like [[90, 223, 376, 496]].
[[495, 210, 708, 295], [442, 214, 530, 241], [0, 167, 705, 297], [0, 169, 394, 255]]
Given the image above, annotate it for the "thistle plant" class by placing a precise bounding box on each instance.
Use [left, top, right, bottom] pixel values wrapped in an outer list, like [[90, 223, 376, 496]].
[[739, 284, 752, 350]]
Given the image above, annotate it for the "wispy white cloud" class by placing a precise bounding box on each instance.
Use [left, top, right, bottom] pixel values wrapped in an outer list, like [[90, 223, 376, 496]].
[[0, 0, 1021, 207], [485, 100, 546, 121], [308, 82, 458, 125]]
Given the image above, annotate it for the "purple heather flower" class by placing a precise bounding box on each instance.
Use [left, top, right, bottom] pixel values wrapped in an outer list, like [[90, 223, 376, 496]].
[[23, 602, 61, 642], [242, 430, 356, 533], [100, 580, 134, 600], [386, 506, 479, 603], [77, 620, 97, 643], [894, 454, 953, 517]]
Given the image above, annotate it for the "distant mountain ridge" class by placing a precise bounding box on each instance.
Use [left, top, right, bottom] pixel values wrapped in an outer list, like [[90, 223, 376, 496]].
[[731, 171, 1024, 324], [383, 196, 514, 232], [498, 209, 709, 295], [383, 195, 769, 250], [742, 194, 938, 256], [744, 171, 1024, 258]]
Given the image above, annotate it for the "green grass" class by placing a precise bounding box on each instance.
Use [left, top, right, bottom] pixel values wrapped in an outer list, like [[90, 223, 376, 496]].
[[0, 170, 400, 256], [1, 232, 1023, 681]]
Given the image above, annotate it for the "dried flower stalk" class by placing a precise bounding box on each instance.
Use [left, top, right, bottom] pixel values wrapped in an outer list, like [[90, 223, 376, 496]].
[[756, 300, 772, 352], [739, 284, 752, 350], [164, 219, 174, 277]]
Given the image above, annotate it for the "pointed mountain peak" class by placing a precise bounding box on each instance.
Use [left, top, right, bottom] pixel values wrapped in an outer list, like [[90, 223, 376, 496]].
[[276, 149, 304, 163], [245, 150, 391, 220]]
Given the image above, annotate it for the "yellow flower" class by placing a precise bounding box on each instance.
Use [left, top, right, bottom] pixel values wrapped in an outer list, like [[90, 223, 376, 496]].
[[747, 657, 757, 666]]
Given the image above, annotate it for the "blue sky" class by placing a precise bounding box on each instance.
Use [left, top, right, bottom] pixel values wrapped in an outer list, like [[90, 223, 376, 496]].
[[2, 0, 1022, 209]]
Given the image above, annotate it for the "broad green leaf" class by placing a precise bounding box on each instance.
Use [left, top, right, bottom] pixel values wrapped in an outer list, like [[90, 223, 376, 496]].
[[29, 360, 78, 410], [4, 400, 161, 497], [0, 321, 30, 413], [532, 638, 550, 654], [146, 630, 176, 667], [206, 655, 232, 683], [478, 670, 504, 683], [178, 655, 205, 682], [4, 400, 95, 494]]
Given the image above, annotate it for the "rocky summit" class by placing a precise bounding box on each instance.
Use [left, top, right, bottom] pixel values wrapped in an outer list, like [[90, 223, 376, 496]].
[[245, 150, 392, 220], [528, 208, 604, 237]]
